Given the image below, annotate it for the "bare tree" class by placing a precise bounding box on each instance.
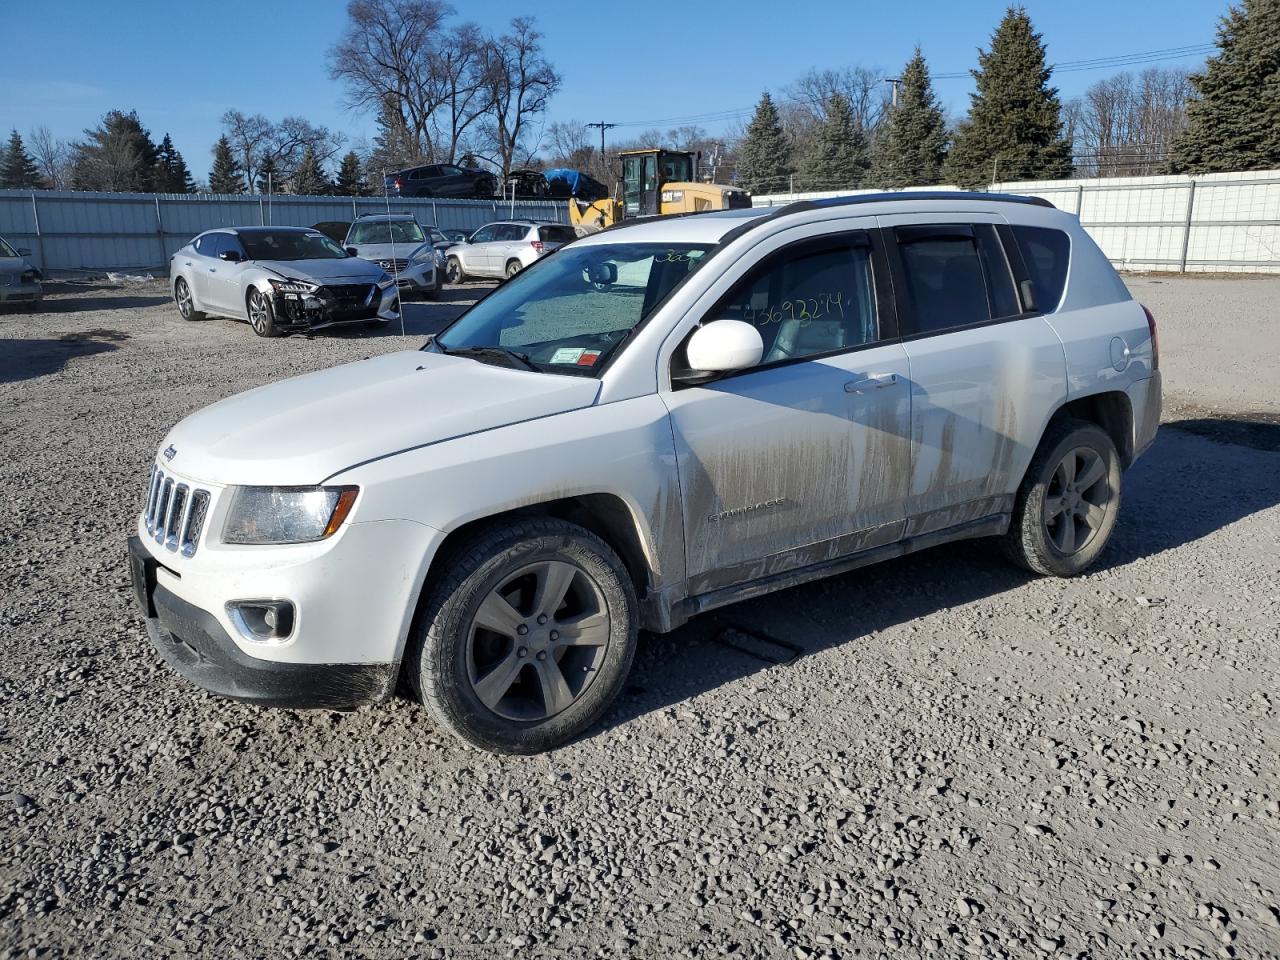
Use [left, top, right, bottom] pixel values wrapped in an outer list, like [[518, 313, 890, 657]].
[[220, 110, 273, 192], [28, 126, 72, 189], [1069, 67, 1193, 176], [429, 22, 492, 162], [328, 0, 452, 162], [220, 110, 344, 192], [788, 66, 891, 135], [478, 17, 561, 177]]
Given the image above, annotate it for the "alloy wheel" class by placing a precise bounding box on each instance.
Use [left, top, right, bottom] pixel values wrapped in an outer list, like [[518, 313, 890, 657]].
[[175, 278, 192, 318], [446, 259, 462, 284], [1043, 446, 1110, 555], [248, 291, 269, 334], [466, 560, 611, 722]]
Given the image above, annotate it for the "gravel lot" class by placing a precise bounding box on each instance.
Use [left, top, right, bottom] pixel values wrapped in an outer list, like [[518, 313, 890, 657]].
[[2, 276, 1278, 959]]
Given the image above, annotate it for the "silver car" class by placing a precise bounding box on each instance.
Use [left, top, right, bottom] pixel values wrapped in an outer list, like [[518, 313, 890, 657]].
[[170, 227, 398, 337], [444, 220, 577, 282], [0, 235, 42, 308], [342, 214, 445, 300]]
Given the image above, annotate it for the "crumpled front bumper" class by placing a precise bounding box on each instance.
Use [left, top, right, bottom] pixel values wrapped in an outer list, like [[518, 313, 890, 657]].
[[270, 281, 400, 330]]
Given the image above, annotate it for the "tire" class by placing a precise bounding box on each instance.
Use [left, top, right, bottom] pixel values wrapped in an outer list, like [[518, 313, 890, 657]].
[[174, 277, 205, 321], [246, 288, 282, 338], [406, 518, 638, 754], [1002, 417, 1122, 577], [445, 256, 466, 285], [505, 259, 522, 279]]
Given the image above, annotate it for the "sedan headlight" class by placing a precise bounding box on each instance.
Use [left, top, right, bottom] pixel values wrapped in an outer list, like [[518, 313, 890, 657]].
[[222, 486, 358, 545], [268, 278, 318, 295]]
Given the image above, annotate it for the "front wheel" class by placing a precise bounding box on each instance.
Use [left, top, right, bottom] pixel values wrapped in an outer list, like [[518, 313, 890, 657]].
[[407, 518, 638, 754], [445, 257, 466, 284], [174, 277, 204, 321], [1003, 418, 1122, 577], [246, 288, 281, 338]]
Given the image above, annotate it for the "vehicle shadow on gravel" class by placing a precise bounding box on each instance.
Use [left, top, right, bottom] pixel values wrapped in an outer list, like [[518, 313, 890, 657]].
[[0, 330, 128, 385], [36, 294, 170, 313], [600, 424, 1280, 738]]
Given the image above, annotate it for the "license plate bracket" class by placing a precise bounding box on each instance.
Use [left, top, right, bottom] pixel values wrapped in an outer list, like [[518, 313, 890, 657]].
[[128, 539, 159, 618]]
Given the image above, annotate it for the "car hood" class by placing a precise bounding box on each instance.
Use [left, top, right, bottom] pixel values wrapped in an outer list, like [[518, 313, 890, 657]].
[[160, 350, 601, 486], [352, 242, 430, 261], [257, 258, 388, 284]]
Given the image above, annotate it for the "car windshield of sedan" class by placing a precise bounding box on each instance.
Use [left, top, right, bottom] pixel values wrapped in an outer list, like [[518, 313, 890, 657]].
[[434, 242, 714, 374], [0, 238, 18, 258], [239, 231, 347, 261], [348, 220, 426, 245]]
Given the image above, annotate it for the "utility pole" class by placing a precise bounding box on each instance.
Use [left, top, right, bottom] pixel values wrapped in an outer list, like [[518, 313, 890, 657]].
[[884, 77, 902, 108], [585, 121, 616, 166]]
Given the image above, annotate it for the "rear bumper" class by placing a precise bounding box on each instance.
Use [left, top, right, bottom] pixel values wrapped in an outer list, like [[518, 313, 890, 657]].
[[128, 535, 395, 710], [1129, 371, 1162, 462]]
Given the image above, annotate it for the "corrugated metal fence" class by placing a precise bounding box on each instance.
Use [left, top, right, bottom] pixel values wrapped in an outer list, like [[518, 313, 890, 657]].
[[754, 169, 1280, 274], [0, 190, 571, 275]]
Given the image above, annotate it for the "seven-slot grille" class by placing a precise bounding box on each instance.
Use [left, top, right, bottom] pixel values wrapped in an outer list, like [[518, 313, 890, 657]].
[[143, 466, 211, 557]]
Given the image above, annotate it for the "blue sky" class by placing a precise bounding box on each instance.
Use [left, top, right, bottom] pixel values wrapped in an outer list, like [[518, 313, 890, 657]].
[[3, 0, 1225, 178]]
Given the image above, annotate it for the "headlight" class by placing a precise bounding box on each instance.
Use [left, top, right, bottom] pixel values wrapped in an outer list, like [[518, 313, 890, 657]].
[[411, 245, 434, 264], [222, 486, 358, 545], [268, 278, 317, 295]]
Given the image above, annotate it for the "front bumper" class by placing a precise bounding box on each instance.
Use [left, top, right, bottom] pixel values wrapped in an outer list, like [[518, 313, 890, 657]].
[[0, 282, 42, 304], [270, 281, 399, 331]]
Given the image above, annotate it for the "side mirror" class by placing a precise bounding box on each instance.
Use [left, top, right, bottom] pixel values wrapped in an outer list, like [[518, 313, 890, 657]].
[[683, 320, 763, 375], [584, 262, 617, 286], [218, 249, 242, 263], [17, 247, 32, 256], [345, 246, 359, 257]]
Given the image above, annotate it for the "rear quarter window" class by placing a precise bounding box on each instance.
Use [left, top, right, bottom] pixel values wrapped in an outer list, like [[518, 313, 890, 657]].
[[1013, 226, 1070, 312]]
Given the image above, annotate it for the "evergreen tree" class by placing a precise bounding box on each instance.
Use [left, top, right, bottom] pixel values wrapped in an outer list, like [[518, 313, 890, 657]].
[[208, 135, 246, 194], [736, 92, 792, 194], [871, 48, 948, 188], [290, 146, 328, 196], [0, 130, 46, 189], [334, 151, 367, 196], [153, 133, 196, 193], [1170, 0, 1280, 173], [71, 110, 161, 191], [944, 7, 1073, 188], [256, 155, 281, 195], [796, 93, 868, 191]]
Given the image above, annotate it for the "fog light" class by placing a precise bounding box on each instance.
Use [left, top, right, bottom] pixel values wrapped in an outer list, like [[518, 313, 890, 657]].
[[228, 600, 295, 643]]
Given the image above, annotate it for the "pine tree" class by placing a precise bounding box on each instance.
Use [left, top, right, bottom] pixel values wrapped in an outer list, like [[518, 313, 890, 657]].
[[944, 7, 1073, 188], [208, 135, 246, 194], [290, 146, 328, 196], [0, 130, 46, 189], [796, 93, 868, 191], [871, 48, 948, 188], [255, 155, 281, 195], [334, 151, 366, 196], [1170, 0, 1280, 173], [71, 110, 161, 191], [737, 92, 792, 194], [153, 133, 195, 193]]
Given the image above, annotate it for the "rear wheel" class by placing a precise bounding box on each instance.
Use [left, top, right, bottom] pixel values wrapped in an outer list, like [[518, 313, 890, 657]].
[[246, 288, 281, 338], [505, 259, 522, 279], [407, 518, 638, 754], [1003, 418, 1122, 577], [174, 277, 204, 321], [445, 257, 466, 284]]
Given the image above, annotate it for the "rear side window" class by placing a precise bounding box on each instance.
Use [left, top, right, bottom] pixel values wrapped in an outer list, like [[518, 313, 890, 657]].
[[894, 223, 1020, 335], [1013, 226, 1070, 312]]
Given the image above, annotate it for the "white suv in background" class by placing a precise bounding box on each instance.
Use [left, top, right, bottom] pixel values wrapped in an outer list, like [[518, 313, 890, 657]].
[[129, 192, 1160, 754], [444, 219, 578, 282]]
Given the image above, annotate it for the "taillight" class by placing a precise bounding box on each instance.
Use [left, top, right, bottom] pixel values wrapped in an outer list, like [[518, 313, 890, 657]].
[[531, 240, 544, 253], [393, 178, 402, 191], [1141, 303, 1159, 370]]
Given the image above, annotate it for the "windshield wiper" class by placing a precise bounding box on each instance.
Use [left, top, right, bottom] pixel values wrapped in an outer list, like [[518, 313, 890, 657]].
[[438, 343, 539, 372]]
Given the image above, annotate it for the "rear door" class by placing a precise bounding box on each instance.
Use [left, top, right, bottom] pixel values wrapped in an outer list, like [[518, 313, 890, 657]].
[[879, 213, 1066, 535], [663, 224, 912, 593]]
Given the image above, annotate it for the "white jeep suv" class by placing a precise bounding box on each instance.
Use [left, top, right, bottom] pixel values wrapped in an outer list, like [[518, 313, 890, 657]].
[[129, 193, 1161, 754]]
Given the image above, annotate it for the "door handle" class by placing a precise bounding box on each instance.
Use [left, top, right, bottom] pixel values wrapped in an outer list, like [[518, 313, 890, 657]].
[[846, 374, 898, 393]]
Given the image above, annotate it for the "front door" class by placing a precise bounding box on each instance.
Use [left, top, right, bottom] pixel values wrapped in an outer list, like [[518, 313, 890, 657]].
[[879, 214, 1066, 535], [205, 233, 250, 315], [663, 228, 911, 595]]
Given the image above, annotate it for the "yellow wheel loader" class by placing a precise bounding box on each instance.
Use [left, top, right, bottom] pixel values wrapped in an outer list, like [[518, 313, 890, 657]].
[[569, 149, 751, 234]]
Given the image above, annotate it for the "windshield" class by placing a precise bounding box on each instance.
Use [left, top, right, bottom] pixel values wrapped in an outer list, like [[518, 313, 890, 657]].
[[348, 220, 426, 245], [240, 231, 347, 261], [436, 242, 713, 374], [0, 238, 17, 258]]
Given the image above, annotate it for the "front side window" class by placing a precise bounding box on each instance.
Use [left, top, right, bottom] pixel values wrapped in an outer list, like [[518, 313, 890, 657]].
[[470, 225, 498, 244], [239, 231, 347, 261], [895, 224, 1020, 335], [436, 243, 712, 374], [707, 236, 879, 365], [440, 165, 463, 176], [0, 238, 18, 258], [348, 220, 425, 245]]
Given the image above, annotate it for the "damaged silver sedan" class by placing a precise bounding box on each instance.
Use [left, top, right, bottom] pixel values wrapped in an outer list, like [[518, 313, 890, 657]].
[[169, 227, 399, 337]]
